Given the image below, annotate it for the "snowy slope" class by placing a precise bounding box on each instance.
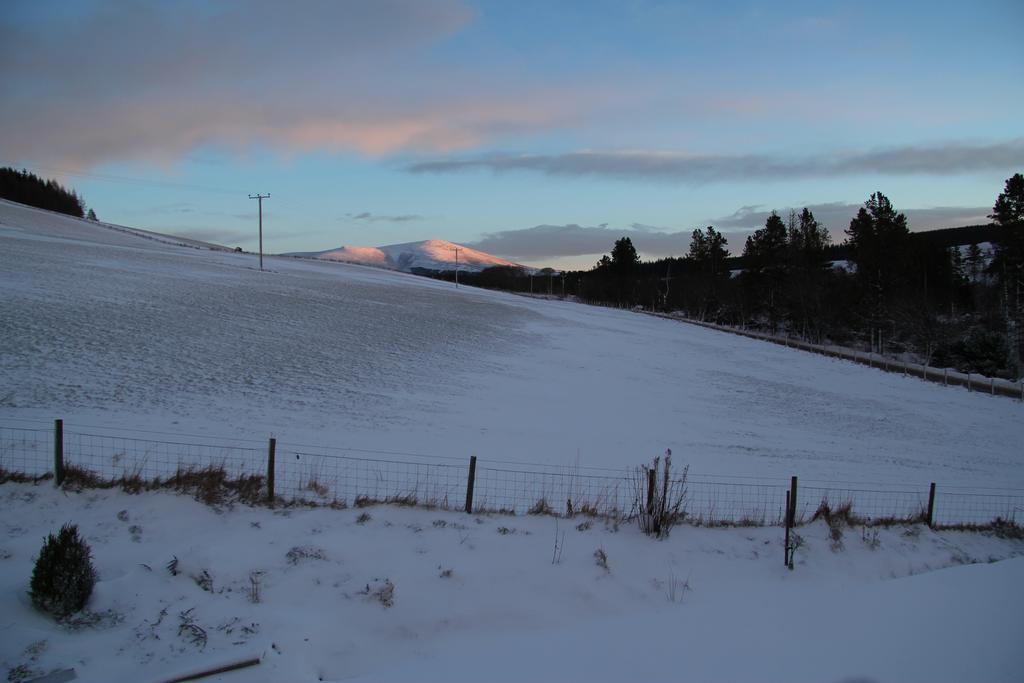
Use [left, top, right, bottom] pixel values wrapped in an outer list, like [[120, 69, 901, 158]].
[[288, 238, 526, 273], [3, 200, 1024, 683], [0, 198, 230, 252], [1, 199, 1023, 489]]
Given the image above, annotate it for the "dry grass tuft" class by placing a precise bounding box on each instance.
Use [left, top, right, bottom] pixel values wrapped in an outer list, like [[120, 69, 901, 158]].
[[387, 493, 418, 507], [0, 468, 52, 485], [528, 497, 554, 516]]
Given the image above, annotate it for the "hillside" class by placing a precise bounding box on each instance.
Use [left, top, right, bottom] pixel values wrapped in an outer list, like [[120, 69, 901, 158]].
[[287, 238, 526, 273], [2, 200, 1024, 683], [1, 199, 1022, 488]]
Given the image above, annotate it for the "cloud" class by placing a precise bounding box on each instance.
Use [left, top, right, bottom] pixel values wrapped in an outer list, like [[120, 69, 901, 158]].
[[471, 202, 992, 263], [346, 212, 424, 223], [0, 0, 471, 93], [709, 202, 991, 237], [408, 139, 1024, 183], [468, 224, 695, 261], [0, 0, 589, 166], [903, 205, 992, 228]]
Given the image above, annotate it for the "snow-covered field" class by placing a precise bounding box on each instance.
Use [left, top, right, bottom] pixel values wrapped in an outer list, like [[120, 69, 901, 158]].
[[2, 483, 1023, 682], [1, 198, 1021, 489], [2, 199, 1024, 682]]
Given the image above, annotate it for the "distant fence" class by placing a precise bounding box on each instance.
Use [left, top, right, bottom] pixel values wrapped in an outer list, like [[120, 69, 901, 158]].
[[1, 421, 1022, 528], [647, 313, 1024, 401]]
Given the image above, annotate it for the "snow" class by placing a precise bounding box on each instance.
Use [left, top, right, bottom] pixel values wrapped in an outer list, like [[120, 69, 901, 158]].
[[287, 238, 525, 273], [1, 199, 1021, 492], [1, 483, 1022, 682], [2, 199, 1024, 681]]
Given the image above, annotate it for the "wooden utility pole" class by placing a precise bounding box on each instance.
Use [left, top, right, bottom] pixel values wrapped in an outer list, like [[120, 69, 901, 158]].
[[661, 261, 674, 310], [447, 245, 462, 288], [248, 193, 270, 271]]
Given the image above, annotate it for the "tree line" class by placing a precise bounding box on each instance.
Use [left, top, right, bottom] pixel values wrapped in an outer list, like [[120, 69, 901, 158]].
[[0, 167, 96, 220], [452, 173, 1024, 379]]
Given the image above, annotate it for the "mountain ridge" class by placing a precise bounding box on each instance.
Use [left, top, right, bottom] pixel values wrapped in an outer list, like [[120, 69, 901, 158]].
[[286, 238, 529, 273]]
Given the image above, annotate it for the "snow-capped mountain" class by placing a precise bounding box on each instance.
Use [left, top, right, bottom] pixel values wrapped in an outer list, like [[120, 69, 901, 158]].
[[287, 239, 526, 273]]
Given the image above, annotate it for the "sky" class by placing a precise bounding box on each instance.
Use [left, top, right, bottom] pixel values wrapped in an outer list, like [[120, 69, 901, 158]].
[[1, 0, 1022, 270]]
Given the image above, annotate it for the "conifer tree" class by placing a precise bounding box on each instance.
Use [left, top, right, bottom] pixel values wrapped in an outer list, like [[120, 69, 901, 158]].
[[989, 172, 1024, 376], [845, 192, 911, 326]]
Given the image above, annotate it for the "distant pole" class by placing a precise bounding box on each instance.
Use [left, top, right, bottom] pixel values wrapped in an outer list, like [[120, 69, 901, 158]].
[[447, 245, 461, 288], [662, 262, 673, 310], [248, 193, 270, 271]]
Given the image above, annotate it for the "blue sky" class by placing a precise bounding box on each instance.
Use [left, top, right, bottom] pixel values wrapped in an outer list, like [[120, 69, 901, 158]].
[[2, 0, 1021, 269]]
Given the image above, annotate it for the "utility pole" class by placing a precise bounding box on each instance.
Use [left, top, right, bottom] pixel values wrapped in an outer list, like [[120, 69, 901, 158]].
[[661, 261, 674, 311], [448, 245, 462, 288], [248, 193, 270, 271]]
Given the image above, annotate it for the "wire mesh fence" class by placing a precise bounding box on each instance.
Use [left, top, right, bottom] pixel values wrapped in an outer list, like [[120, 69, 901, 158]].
[[932, 487, 1024, 526], [687, 477, 789, 526], [62, 431, 265, 483], [659, 314, 1024, 400], [276, 447, 467, 509], [2, 421, 1022, 528], [798, 483, 930, 523], [472, 464, 632, 516], [0, 426, 52, 477]]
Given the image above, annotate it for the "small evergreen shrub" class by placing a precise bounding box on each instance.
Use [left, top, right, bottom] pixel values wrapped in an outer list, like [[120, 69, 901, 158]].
[[29, 524, 96, 618]]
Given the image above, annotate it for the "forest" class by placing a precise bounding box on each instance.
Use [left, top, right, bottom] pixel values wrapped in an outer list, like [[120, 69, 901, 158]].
[[449, 174, 1024, 380], [0, 167, 93, 219]]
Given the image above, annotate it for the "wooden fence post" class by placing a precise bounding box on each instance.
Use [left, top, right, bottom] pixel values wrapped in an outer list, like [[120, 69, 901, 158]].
[[788, 476, 798, 527], [926, 482, 936, 528], [53, 419, 64, 487], [784, 490, 791, 568], [990, 377, 995, 395], [267, 438, 276, 505], [646, 468, 656, 514], [967, 372, 972, 392], [465, 456, 477, 514]]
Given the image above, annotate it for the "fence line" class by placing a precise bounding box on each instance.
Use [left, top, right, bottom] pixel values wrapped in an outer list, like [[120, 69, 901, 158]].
[[649, 313, 1024, 401], [1, 422, 1022, 529]]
